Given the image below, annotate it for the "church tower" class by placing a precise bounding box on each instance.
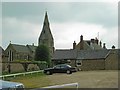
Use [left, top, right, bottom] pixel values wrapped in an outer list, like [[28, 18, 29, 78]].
[[38, 12, 54, 56]]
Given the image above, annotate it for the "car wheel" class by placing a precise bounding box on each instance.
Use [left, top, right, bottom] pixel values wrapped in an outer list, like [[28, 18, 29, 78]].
[[66, 70, 72, 74], [46, 71, 51, 75]]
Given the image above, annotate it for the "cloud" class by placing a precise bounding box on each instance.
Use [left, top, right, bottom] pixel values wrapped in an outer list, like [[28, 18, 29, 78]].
[[2, 17, 41, 48], [2, 2, 117, 28], [51, 22, 118, 49], [2, 17, 118, 49], [100, 27, 118, 48]]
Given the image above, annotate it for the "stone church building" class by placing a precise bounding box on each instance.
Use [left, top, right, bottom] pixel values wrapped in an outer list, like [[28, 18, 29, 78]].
[[4, 12, 54, 62], [1, 12, 119, 73]]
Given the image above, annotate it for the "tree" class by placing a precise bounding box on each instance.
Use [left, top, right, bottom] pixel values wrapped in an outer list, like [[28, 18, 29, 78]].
[[34, 45, 51, 67]]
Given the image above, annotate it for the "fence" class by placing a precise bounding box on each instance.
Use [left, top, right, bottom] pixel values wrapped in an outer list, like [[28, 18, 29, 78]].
[[0, 70, 43, 79]]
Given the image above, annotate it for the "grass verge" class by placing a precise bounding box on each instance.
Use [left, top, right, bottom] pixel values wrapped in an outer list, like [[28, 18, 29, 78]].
[[4, 72, 51, 88]]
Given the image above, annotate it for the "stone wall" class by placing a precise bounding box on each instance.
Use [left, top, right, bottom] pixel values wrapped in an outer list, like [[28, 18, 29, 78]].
[[79, 59, 105, 71], [27, 64, 39, 71], [69, 60, 76, 67], [2, 62, 41, 73], [105, 50, 118, 70], [2, 63, 25, 73]]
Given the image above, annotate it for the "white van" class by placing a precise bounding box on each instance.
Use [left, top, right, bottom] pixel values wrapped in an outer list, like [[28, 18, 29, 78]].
[[0, 80, 24, 90]]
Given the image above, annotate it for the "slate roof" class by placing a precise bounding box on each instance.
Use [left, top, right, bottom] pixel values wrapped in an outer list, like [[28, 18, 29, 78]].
[[77, 50, 110, 60], [26, 45, 37, 52], [52, 49, 77, 60], [52, 49, 110, 60], [10, 44, 30, 53]]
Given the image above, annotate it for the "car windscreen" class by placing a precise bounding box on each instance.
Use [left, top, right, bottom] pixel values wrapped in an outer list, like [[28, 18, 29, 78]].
[[60, 64, 72, 68], [66, 65, 71, 68]]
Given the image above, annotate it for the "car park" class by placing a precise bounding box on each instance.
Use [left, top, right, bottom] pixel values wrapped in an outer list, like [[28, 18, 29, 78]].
[[44, 64, 77, 75]]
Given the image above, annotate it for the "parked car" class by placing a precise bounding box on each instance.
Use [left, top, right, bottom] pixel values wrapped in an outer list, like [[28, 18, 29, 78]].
[[0, 80, 24, 90], [44, 64, 77, 75]]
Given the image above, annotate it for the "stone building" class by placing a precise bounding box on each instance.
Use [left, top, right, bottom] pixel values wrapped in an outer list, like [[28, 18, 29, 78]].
[[73, 35, 105, 50], [4, 43, 37, 61], [38, 12, 54, 56], [0, 46, 4, 62], [4, 12, 54, 62], [2, 12, 54, 73], [52, 48, 119, 70], [105, 49, 119, 70], [0, 46, 8, 62]]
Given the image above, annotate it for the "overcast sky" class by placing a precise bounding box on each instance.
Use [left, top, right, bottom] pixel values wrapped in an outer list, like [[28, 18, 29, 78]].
[[1, 1, 118, 49]]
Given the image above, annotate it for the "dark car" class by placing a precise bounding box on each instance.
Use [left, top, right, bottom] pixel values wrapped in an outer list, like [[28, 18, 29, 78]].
[[44, 64, 77, 75]]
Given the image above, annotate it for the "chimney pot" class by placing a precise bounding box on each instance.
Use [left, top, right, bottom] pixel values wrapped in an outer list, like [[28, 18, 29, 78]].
[[73, 41, 76, 49], [112, 45, 115, 49], [103, 43, 106, 49], [80, 35, 83, 42]]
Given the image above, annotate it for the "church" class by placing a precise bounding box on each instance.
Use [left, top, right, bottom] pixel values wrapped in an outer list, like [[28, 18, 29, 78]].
[[1, 12, 119, 73], [3, 12, 54, 62]]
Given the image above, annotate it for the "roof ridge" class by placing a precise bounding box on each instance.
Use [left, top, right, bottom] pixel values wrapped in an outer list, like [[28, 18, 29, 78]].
[[11, 43, 26, 46], [26, 44, 37, 47]]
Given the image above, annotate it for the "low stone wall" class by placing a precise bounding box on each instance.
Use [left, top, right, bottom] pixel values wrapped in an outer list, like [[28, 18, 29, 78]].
[[2, 63, 25, 73], [27, 64, 39, 71], [2, 62, 46, 73]]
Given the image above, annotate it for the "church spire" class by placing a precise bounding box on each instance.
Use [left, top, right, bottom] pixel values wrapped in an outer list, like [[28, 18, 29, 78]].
[[38, 11, 54, 56], [38, 12, 54, 55], [43, 11, 49, 27]]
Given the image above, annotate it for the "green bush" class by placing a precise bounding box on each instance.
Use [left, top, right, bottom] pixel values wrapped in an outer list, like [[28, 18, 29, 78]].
[[34, 45, 51, 67]]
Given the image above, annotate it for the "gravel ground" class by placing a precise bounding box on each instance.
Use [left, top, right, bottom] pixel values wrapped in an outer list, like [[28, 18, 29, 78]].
[[46, 70, 118, 88]]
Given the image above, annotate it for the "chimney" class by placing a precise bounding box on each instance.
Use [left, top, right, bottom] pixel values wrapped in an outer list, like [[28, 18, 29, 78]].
[[80, 35, 83, 42], [111, 45, 115, 54], [73, 41, 76, 49], [103, 43, 106, 49], [100, 41, 102, 47], [80, 35, 84, 50], [112, 45, 115, 49], [95, 37, 99, 44], [91, 39, 95, 43]]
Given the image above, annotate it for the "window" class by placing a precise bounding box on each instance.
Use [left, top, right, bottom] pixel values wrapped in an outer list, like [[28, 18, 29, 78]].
[[76, 60, 82, 66], [67, 60, 71, 63], [54, 65, 61, 69], [8, 50, 13, 61]]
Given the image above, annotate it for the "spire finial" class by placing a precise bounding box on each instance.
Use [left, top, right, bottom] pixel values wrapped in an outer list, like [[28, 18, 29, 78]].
[[43, 11, 49, 26], [45, 11, 47, 16]]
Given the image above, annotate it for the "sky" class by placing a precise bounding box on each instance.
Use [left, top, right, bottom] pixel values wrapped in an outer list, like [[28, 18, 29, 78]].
[[1, 1, 118, 49]]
